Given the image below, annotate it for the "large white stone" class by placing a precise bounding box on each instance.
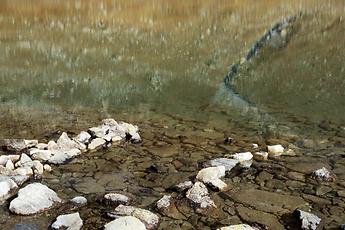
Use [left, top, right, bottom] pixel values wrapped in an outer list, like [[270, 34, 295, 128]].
[[74, 131, 91, 144], [267, 145, 284, 157], [208, 158, 239, 172], [5, 159, 15, 170], [104, 193, 130, 205], [57, 132, 80, 150], [186, 182, 216, 209], [0, 155, 20, 166], [295, 209, 321, 230], [88, 138, 106, 150], [9, 183, 62, 215], [104, 216, 146, 230], [20, 153, 32, 165], [29, 149, 53, 162], [51, 212, 83, 230], [109, 205, 159, 230], [231, 152, 253, 162], [48, 148, 81, 164], [14, 167, 33, 176], [0, 177, 18, 204], [196, 166, 227, 191]]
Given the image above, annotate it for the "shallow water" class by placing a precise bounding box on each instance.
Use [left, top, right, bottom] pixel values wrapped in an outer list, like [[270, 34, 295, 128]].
[[1, 1, 345, 229]]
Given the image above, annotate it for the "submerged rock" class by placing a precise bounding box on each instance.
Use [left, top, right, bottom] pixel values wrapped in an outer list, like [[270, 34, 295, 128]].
[[104, 216, 146, 230], [186, 182, 216, 209], [9, 183, 61, 215], [0, 177, 18, 204], [12, 223, 40, 230], [208, 158, 238, 172], [51, 212, 83, 230], [267, 145, 284, 157], [108, 205, 159, 230], [294, 209, 322, 230], [196, 166, 227, 191], [312, 167, 335, 182]]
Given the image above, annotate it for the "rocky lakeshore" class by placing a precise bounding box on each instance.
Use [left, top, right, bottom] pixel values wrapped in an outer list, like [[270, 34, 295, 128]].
[[1, 116, 345, 229]]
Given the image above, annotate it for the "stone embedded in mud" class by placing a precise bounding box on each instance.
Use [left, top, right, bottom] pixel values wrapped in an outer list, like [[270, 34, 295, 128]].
[[29, 149, 53, 162], [196, 166, 227, 191], [51, 212, 83, 230], [208, 158, 239, 172], [253, 151, 269, 161], [70, 196, 87, 205], [218, 224, 256, 230], [186, 182, 216, 209], [9, 183, 62, 215], [231, 152, 253, 162], [104, 216, 146, 230], [267, 145, 284, 157], [103, 193, 130, 205], [109, 205, 159, 230], [88, 138, 106, 150], [294, 209, 321, 230], [312, 167, 335, 182], [0, 177, 18, 204]]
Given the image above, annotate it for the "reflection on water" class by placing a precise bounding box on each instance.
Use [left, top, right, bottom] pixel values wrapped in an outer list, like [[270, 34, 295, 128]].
[[1, 0, 344, 140]]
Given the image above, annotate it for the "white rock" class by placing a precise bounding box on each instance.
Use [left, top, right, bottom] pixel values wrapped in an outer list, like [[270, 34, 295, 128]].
[[57, 132, 80, 150], [24, 140, 38, 148], [112, 136, 122, 142], [43, 164, 52, 172], [175, 181, 193, 191], [104, 193, 130, 204], [29, 149, 53, 161], [4, 139, 26, 151], [102, 118, 119, 127], [88, 138, 106, 150], [20, 153, 32, 165], [0, 165, 14, 176], [36, 143, 48, 150], [48, 141, 59, 151], [0, 177, 18, 204], [196, 166, 227, 190], [295, 209, 321, 230], [313, 167, 334, 182], [32, 160, 44, 174], [186, 182, 216, 208], [240, 160, 253, 168], [48, 148, 81, 164], [5, 159, 15, 170], [70, 196, 87, 205], [75, 131, 91, 144], [89, 126, 113, 142], [252, 143, 259, 149], [156, 195, 171, 210], [253, 151, 269, 161], [208, 158, 238, 172], [218, 224, 256, 230], [9, 183, 62, 215], [9, 175, 29, 186], [209, 179, 228, 191], [109, 205, 159, 230], [267, 145, 284, 157], [51, 212, 83, 230], [231, 152, 253, 162], [104, 216, 146, 230], [14, 167, 33, 176], [0, 155, 20, 166]]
